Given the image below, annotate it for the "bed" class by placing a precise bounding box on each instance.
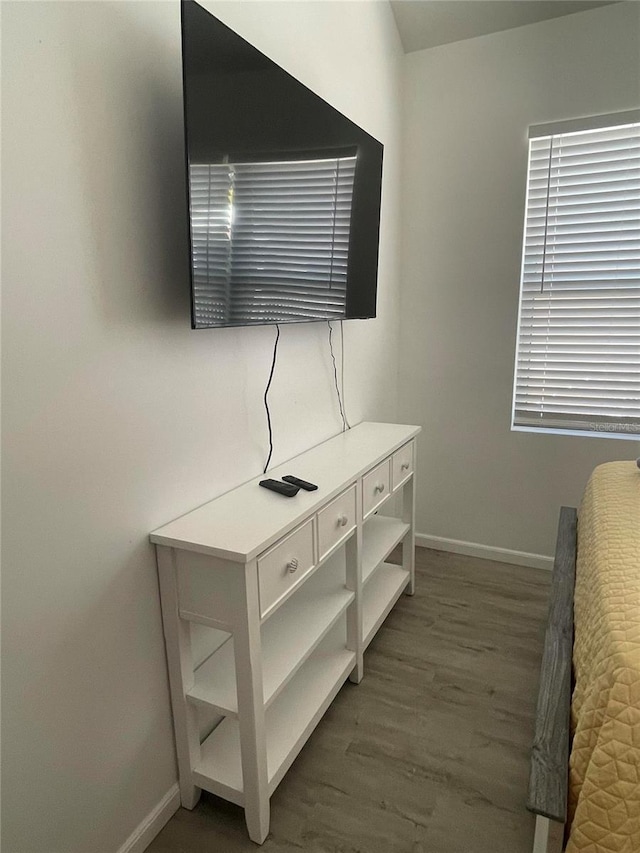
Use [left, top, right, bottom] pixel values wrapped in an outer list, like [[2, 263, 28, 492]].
[[528, 461, 640, 853]]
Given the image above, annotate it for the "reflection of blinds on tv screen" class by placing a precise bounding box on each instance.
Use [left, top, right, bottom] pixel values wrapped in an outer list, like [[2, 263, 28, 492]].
[[190, 155, 356, 327]]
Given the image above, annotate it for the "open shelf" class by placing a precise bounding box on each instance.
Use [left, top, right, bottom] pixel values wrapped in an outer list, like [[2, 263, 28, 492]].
[[193, 629, 355, 801], [361, 515, 409, 585], [362, 562, 409, 649], [190, 623, 230, 670], [187, 555, 353, 716]]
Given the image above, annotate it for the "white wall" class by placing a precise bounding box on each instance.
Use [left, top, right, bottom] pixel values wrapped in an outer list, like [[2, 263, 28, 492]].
[[0, 2, 404, 850], [399, 3, 640, 559]]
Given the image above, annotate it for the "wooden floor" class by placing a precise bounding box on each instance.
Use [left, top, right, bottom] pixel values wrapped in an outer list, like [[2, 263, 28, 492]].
[[147, 547, 550, 853]]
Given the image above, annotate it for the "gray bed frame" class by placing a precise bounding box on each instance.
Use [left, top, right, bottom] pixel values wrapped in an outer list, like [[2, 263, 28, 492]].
[[527, 506, 578, 853]]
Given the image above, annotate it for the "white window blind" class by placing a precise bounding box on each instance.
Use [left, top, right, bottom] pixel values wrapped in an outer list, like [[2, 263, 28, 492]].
[[189, 154, 356, 327], [512, 116, 640, 437]]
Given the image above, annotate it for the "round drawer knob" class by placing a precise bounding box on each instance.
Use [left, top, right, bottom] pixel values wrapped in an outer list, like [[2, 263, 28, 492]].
[[287, 558, 299, 573], [337, 514, 348, 527], [401, 462, 410, 471], [375, 483, 385, 493]]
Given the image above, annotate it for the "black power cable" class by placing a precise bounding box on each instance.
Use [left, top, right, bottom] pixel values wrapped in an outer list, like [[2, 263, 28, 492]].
[[263, 324, 280, 473], [340, 319, 351, 429], [328, 321, 347, 432]]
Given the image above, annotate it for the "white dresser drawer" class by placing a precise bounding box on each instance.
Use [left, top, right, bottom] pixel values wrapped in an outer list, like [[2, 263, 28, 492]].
[[362, 458, 391, 519], [392, 441, 414, 491], [317, 484, 357, 561], [257, 519, 315, 617]]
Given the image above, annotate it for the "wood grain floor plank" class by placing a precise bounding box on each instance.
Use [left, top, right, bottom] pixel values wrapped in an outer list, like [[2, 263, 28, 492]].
[[147, 547, 550, 853]]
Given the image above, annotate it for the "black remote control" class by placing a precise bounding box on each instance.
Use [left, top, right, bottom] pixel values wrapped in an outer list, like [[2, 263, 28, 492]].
[[259, 479, 300, 497], [282, 475, 318, 492]]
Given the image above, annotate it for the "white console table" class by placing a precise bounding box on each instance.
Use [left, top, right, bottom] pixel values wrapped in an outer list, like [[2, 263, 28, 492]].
[[150, 421, 420, 843]]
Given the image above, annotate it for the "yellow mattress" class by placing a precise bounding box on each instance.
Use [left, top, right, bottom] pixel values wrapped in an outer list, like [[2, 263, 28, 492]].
[[568, 461, 640, 853]]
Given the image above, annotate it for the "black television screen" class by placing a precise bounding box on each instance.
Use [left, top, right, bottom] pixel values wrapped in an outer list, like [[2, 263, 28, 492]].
[[181, 0, 384, 329]]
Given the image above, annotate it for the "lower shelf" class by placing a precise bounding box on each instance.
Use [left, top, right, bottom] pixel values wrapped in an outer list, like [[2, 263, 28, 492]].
[[362, 562, 410, 649], [193, 637, 355, 803], [362, 515, 410, 584]]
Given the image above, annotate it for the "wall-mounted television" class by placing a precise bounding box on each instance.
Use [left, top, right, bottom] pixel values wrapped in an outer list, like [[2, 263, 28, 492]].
[[181, 0, 384, 329]]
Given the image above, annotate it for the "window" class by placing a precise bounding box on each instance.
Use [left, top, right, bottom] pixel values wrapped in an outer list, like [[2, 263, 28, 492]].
[[512, 111, 640, 439]]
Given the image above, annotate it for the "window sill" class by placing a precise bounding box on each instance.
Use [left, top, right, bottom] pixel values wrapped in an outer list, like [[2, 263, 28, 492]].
[[511, 425, 640, 442]]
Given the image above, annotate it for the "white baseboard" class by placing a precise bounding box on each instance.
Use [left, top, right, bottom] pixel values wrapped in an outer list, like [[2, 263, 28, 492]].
[[415, 533, 553, 571], [116, 784, 180, 853]]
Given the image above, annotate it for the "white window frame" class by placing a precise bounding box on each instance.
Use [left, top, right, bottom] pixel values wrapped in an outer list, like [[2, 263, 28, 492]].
[[511, 109, 640, 441]]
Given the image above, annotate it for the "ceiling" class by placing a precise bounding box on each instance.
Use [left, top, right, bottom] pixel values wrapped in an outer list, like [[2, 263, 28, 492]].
[[390, 1, 620, 53]]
